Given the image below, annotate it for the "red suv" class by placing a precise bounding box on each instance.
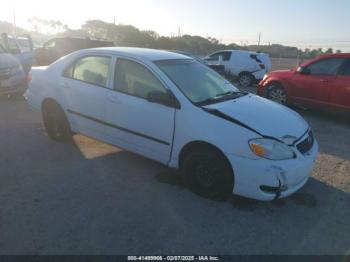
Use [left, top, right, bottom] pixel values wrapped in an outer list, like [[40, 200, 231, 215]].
[[258, 53, 350, 113]]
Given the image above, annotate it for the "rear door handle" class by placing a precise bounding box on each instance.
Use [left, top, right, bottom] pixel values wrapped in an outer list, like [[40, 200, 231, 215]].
[[320, 79, 329, 83]]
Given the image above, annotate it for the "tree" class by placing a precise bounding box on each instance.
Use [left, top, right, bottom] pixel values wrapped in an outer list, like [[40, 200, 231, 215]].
[[28, 17, 68, 35], [53, 19, 341, 57], [325, 48, 333, 54]]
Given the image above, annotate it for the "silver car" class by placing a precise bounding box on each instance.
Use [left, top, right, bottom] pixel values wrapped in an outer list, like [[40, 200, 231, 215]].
[[0, 45, 27, 96]]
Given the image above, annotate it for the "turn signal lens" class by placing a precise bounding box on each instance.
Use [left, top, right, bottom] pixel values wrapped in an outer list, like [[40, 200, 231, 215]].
[[249, 138, 295, 160], [250, 143, 266, 157]]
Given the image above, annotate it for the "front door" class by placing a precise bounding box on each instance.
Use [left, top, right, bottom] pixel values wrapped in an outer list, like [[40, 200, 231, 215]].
[[329, 59, 350, 112], [290, 58, 346, 108], [105, 57, 176, 164]]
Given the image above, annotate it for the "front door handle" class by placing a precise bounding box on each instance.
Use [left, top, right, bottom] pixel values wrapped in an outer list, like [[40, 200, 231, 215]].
[[320, 79, 329, 83]]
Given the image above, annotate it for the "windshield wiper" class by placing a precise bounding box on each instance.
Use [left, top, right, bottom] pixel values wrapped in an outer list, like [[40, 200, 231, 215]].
[[196, 91, 247, 106], [215, 91, 236, 98]]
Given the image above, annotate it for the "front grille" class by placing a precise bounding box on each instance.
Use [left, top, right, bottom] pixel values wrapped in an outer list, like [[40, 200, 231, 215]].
[[297, 131, 314, 154]]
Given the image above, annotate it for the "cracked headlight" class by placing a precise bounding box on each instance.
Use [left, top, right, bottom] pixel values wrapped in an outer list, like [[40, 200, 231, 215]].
[[249, 138, 295, 160]]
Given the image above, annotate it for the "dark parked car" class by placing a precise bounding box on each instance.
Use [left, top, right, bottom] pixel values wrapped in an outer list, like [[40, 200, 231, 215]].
[[258, 53, 350, 113], [34, 37, 114, 66]]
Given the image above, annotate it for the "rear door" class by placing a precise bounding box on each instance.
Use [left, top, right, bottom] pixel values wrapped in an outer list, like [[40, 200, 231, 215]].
[[105, 57, 176, 164], [290, 58, 346, 108], [329, 59, 350, 112], [62, 55, 112, 138]]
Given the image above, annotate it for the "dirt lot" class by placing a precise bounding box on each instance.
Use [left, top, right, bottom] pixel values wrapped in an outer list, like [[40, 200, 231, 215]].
[[0, 95, 349, 255]]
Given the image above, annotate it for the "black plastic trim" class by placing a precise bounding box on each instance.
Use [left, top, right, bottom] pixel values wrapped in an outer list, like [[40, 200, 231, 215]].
[[67, 109, 170, 146]]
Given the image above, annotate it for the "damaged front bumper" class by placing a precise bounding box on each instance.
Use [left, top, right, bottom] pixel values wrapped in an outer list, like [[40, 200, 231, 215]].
[[226, 140, 318, 201]]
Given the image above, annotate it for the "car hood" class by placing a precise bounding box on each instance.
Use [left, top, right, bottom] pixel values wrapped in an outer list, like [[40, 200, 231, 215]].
[[0, 53, 21, 70], [205, 94, 309, 141], [268, 69, 295, 77]]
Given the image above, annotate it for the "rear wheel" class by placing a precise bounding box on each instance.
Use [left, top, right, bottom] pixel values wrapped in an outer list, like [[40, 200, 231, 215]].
[[42, 101, 72, 142], [238, 72, 253, 87], [266, 84, 288, 105], [182, 146, 234, 200]]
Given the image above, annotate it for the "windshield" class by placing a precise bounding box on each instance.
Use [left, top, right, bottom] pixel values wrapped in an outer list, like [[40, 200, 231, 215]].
[[155, 59, 241, 105]]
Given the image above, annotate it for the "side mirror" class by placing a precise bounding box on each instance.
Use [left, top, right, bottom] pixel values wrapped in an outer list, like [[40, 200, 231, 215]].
[[297, 66, 310, 75], [147, 91, 180, 109]]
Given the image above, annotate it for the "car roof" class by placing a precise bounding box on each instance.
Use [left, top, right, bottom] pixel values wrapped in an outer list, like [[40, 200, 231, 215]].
[[314, 53, 350, 59], [302, 53, 350, 66], [87, 47, 191, 61], [210, 50, 265, 56]]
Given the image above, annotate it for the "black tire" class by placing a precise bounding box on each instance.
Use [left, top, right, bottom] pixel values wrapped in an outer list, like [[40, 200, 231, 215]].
[[42, 101, 72, 142], [266, 84, 288, 105], [238, 72, 253, 87], [182, 146, 234, 200]]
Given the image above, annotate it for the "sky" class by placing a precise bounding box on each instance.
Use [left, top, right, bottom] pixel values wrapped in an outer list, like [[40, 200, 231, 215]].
[[1, 0, 350, 51]]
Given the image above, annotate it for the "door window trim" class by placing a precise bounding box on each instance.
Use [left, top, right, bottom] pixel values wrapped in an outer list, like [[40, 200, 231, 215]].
[[67, 109, 171, 146], [62, 54, 113, 88]]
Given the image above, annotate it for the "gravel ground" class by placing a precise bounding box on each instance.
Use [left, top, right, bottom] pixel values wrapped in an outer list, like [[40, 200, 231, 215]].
[[0, 95, 349, 255]]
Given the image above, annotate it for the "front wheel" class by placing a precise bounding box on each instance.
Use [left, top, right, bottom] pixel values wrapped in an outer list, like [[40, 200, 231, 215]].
[[238, 73, 253, 87], [182, 147, 234, 200], [42, 101, 72, 142], [266, 84, 288, 105]]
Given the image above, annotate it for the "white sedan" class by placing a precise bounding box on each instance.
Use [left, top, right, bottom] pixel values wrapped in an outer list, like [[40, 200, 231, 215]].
[[26, 47, 318, 201]]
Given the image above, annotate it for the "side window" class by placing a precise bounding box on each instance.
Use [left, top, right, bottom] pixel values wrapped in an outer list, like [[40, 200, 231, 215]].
[[342, 60, 350, 76], [307, 58, 345, 76], [250, 54, 262, 63], [208, 51, 231, 61], [114, 59, 167, 99], [64, 56, 111, 87]]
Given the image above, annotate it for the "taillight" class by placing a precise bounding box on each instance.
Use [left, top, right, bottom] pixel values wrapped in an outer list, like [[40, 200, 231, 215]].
[[259, 64, 265, 69]]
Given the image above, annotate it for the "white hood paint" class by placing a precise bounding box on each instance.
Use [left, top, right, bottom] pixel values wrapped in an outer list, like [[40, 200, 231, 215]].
[[205, 94, 309, 140]]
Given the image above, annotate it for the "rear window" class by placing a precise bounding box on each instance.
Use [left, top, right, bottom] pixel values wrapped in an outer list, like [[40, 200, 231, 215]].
[[250, 54, 262, 63], [64, 55, 111, 87]]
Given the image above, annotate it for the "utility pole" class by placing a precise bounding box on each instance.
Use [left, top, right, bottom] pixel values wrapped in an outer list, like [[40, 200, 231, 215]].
[[13, 8, 17, 35], [258, 32, 261, 46], [178, 27, 181, 37]]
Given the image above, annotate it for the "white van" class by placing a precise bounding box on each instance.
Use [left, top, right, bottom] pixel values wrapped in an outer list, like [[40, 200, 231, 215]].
[[205, 50, 271, 87]]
